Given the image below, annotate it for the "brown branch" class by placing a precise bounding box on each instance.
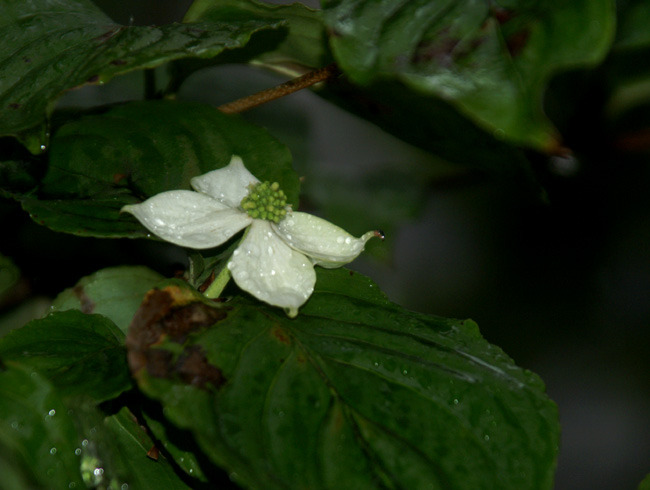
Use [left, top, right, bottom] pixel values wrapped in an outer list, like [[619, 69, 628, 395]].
[[218, 64, 341, 114]]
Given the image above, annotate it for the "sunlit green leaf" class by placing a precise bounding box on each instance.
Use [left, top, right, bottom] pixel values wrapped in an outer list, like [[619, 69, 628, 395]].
[[0, 0, 284, 152], [20, 100, 298, 237], [321, 0, 615, 152], [0, 364, 84, 490], [127, 271, 559, 490], [0, 310, 131, 403]]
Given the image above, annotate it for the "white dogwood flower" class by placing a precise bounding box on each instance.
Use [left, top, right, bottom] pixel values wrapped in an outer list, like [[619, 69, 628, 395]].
[[122, 155, 381, 316]]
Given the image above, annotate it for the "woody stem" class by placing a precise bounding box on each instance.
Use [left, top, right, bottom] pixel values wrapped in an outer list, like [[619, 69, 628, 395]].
[[218, 64, 341, 114]]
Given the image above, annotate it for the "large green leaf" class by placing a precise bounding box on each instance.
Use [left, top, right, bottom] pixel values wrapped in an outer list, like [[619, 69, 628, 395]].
[[321, 0, 615, 152], [183, 0, 330, 73], [51, 266, 165, 333], [19, 99, 298, 237], [0, 0, 285, 153], [0, 364, 85, 490], [127, 271, 559, 490], [0, 310, 132, 403]]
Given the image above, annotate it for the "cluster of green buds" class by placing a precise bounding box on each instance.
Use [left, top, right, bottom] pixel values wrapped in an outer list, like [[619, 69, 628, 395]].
[[240, 181, 288, 223]]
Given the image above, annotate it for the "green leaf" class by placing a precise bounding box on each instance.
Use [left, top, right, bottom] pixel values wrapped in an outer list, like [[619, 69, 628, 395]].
[[0, 0, 284, 153], [0, 364, 84, 490], [0, 310, 132, 403], [321, 0, 615, 151], [103, 407, 198, 489], [20, 99, 298, 237], [140, 407, 209, 483], [51, 266, 165, 333], [127, 271, 559, 490], [183, 0, 330, 73]]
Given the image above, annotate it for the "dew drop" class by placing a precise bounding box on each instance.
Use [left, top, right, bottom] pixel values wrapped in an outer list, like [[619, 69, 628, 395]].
[[11, 421, 18, 429], [50, 447, 57, 455], [453, 398, 459, 405], [93, 468, 104, 477], [75, 448, 82, 456], [40, 144, 47, 151], [345, 237, 352, 244], [121, 484, 129, 490], [484, 434, 490, 441], [69, 482, 76, 489], [48, 409, 56, 417], [82, 439, 89, 447]]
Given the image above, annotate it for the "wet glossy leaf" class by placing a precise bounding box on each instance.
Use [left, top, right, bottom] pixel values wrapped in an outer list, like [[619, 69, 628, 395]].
[[21, 100, 298, 237], [103, 407, 196, 489], [140, 407, 209, 483], [127, 271, 559, 490], [0, 310, 131, 403], [0, 0, 284, 153], [321, 0, 615, 152], [0, 364, 84, 490], [183, 0, 329, 73], [51, 266, 165, 333], [324, 0, 615, 151]]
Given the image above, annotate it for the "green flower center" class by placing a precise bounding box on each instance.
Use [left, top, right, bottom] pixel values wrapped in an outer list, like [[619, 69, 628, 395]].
[[240, 181, 288, 223]]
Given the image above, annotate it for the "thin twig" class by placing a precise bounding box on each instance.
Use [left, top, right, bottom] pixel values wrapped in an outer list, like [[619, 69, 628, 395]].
[[218, 64, 341, 114]]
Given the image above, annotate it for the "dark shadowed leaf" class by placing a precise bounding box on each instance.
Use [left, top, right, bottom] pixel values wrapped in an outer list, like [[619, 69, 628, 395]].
[[103, 407, 197, 489], [20, 100, 298, 237], [0, 0, 284, 152], [0, 364, 84, 489], [51, 266, 165, 333], [321, 0, 615, 152], [126, 271, 559, 490], [182, 0, 329, 73], [0, 310, 131, 403]]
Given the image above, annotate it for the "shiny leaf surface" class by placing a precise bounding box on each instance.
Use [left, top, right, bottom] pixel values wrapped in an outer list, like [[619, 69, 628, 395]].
[[127, 271, 559, 490], [321, 0, 615, 151], [0, 0, 283, 152]]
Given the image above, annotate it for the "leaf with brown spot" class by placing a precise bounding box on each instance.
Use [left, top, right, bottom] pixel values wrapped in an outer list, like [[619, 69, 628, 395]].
[[126, 283, 227, 391], [129, 270, 559, 490], [52, 266, 165, 334]]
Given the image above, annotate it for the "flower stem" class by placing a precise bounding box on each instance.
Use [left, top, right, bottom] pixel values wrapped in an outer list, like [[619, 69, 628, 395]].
[[218, 63, 341, 114], [203, 264, 232, 299]]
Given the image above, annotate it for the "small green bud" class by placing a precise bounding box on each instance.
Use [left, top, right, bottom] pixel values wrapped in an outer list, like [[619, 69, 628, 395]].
[[240, 180, 288, 223]]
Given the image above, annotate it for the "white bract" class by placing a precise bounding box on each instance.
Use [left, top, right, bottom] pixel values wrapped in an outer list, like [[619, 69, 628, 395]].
[[122, 155, 379, 317]]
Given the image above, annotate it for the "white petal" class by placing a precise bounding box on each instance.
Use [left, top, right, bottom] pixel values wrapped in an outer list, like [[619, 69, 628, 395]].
[[122, 190, 251, 249], [190, 155, 259, 208], [273, 212, 377, 268], [228, 220, 316, 313]]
